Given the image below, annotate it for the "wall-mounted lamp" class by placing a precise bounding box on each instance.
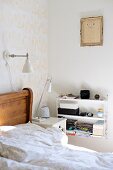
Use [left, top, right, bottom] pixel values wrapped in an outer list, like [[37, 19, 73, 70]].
[[3, 50, 33, 73]]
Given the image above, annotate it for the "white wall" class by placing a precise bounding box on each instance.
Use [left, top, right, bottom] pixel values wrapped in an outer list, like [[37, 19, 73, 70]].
[[48, 0, 113, 152], [0, 0, 48, 116]]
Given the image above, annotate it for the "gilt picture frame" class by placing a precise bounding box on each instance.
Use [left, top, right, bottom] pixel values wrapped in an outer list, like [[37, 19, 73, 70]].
[[80, 16, 103, 46]]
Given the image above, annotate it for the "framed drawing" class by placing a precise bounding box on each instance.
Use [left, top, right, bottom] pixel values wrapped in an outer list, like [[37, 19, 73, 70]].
[[80, 16, 103, 46]]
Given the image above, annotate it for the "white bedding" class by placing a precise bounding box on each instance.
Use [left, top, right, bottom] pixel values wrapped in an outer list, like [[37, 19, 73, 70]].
[[0, 123, 113, 170]]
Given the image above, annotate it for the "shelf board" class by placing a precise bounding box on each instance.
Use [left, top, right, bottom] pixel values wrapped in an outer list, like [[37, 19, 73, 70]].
[[66, 130, 105, 138], [68, 134, 105, 138], [58, 114, 104, 121], [58, 97, 106, 103]]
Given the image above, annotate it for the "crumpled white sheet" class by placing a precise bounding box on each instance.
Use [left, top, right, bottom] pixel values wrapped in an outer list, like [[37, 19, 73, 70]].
[[0, 123, 113, 170], [0, 157, 53, 170], [0, 142, 27, 162]]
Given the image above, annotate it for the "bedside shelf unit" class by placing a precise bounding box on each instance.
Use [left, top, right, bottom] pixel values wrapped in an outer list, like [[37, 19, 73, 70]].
[[56, 97, 108, 137]]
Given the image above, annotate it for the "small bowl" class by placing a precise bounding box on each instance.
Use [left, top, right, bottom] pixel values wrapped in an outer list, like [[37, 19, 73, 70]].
[[97, 112, 103, 118]]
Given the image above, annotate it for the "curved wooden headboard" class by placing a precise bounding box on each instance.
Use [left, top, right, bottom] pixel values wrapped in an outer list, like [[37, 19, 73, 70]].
[[0, 88, 33, 126]]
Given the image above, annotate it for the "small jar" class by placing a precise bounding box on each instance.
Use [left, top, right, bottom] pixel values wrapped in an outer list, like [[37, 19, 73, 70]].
[[96, 108, 104, 118], [94, 94, 100, 100]]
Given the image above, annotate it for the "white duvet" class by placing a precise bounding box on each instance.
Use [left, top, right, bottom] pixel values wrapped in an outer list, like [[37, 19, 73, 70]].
[[0, 123, 113, 170]]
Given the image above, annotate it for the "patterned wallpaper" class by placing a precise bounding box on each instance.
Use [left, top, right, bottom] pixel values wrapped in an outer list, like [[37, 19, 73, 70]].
[[0, 0, 48, 116]]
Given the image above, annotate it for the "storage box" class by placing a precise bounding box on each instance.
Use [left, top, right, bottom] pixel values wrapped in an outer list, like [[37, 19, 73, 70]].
[[60, 102, 79, 110], [93, 120, 104, 136], [58, 108, 79, 116]]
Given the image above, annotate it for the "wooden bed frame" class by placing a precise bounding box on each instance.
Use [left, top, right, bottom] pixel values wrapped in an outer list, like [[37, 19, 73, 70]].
[[0, 88, 33, 126]]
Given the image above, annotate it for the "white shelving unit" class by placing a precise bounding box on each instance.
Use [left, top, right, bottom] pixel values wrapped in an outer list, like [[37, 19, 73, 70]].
[[56, 97, 108, 137]]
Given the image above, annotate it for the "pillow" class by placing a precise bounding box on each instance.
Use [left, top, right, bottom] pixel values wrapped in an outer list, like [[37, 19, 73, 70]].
[[0, 142, 27, 162], [0, 126, 16, 132], [15, 122, 44, 131]]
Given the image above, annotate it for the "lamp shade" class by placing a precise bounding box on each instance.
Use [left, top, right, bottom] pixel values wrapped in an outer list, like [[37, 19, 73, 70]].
[[22, 58, 33, 73]]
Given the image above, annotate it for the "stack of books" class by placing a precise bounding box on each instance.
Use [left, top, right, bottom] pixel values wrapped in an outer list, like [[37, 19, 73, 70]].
[[74, 122, 93, 137], [76, 122, 93, 133]]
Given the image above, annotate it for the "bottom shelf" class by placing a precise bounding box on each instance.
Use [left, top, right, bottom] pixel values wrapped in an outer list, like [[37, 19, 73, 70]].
[[65, 118, 106, 138]]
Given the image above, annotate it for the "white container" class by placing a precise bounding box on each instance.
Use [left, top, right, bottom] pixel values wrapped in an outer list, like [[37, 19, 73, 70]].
[[96, 108, 104, 118], [40, 106, 50, 118], [93, 120, 104, 136]]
